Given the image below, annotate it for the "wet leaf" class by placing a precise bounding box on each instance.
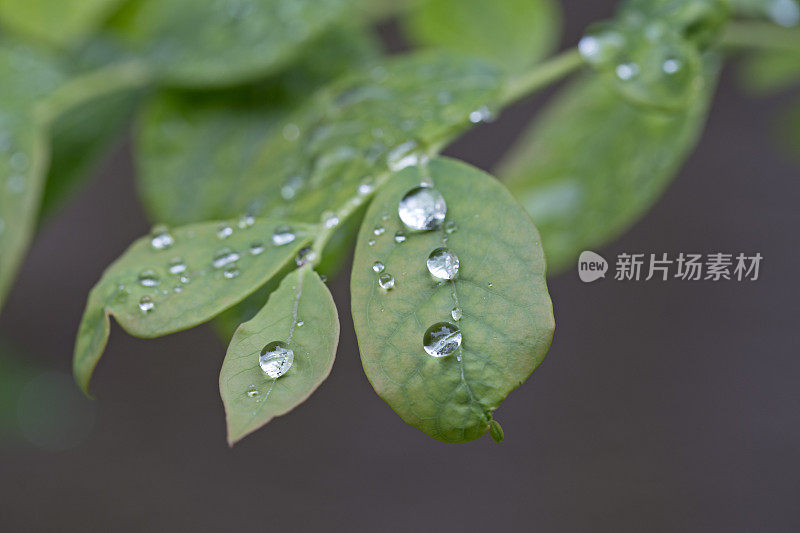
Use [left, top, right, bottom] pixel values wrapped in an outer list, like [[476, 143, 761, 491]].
[[72, 217, 314, 393], [403, 0, 561, 72], [499, 62, 718, 273], [107, 0, 355, 87], [220, 266, 338, 445], [0, 0, 124, 48], [136, 51, 504, 228], [136, 26, 380, 225], [351, 157, 554, 443], [0, 43, 64, 309]]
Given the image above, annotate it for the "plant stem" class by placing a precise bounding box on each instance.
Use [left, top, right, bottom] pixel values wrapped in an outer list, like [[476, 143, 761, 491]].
[[500, 48, 585, 105], [34, 60, 154, 126], [720, 21, 800, 53]]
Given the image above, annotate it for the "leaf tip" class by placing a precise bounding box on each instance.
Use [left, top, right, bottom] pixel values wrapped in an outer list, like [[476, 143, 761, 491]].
[[489, 419, 504, 444]]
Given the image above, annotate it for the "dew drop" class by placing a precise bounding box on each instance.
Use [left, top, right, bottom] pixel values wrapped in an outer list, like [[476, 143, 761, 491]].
[[357, 179, 374, 196], [272, 226, 296, 245], [168, 258, 187, 274], [322, 211, 339, 228], [138, 269, 160, 287], [296, 320, 304, 327], [426, 247, 459, 280], [249, 242, 265, 255], [373, 225, 385, 236], [662, 58, 681, 74], [378, 273, 395, 290], [223, 266, 240, 279], [138, 296, 155, 313], [394, 230, 407, 243], [237, 214, 255, 229], [616, 62, 640, 81], [372, 261, 385, 273], [295, 246, 317, 267], [468, 106, 494, 124], [386, 141, 424, 171], [423, 322, 462, 357], [247, 387, 260, 398], [212, 248, 240, 269], [444, 221, 458, 234], [368, 238, 376, 246], [398, 186, 447, 231], [451, 307, 463, 321], [259, 341, 294, 378], [150, 225, 174, 250], [217, 224, 233, 239]]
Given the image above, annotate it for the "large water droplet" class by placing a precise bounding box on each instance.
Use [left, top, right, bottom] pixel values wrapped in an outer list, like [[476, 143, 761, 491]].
[[398, 186, 446, 231], [168, 258, 187, 274], [372, 261, 385, 273], [423, 322, 462, 357], [259, 341, 294, 378], [138, 269, 160, 287], [138, 296, 155, 313], [427, 247, 460, 280], [272, 226, 296, 246], [212, 248, 240, 269], [150, 225, 174, 250], [378, 273, 395, 290]]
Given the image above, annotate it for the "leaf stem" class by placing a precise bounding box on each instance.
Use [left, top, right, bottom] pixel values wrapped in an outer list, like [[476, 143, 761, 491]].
[[500, 48, 585, 105], [719, 21, 800, 53], [34, 59, 154, 126]]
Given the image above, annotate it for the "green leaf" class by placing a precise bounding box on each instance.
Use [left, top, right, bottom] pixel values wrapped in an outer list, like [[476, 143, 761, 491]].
[[220, 266, 338, 444], [137, 52, 504, 228], [136, 26, 381, 225], [0, 0, 124, 48], [403, 0, 561, 72], [72, 217, 315, 394], [498, 62, 719, 274], [738, 50, 800, 94], [107, 0, 356, 87], [0, 43, 65, 309], [351, 157, 554, 443]]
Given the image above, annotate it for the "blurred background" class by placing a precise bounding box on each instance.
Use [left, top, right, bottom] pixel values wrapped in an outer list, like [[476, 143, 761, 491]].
[[1, 0, 799, 531]]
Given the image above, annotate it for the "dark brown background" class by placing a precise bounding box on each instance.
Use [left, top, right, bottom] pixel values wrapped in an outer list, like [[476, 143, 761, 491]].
[[1, 1, 798, 531]]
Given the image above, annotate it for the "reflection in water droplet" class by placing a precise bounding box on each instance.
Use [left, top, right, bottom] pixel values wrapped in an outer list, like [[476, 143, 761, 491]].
[[272, 226, 296, 245], [295, 246, 317, 266], [451, 307, 462, 321], [423, 322, 462, 357], [150, 225, 174, 250], [259, 341, 294, 378], [138, 269, 160, 287], [398, 186, 447, 231], [213, 248, 240, 269], [372, 261, 385, 273], [138, 296, 155, 313], [394, 231, 406, 243], [427, 248, 459, 280], [168, 258, 187, 274], [217, 224, 233, 239], [249, 242, 265, 255], [378, 273, 395, 290]]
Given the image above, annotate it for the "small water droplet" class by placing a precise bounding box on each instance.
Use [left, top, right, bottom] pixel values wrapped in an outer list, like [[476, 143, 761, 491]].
[[179, 275, 191, 284], [394, 231, 407, 243], [387, 140, 424, 171], [451, 307, 462, 321], [138, 269, 160, 287], [358, 179, 374, 196], [259, 341, 294, 378], [212, 248, 240, 269], [272, 226, 296, 245], [372, 261, 385, 273], [223, 266, 240, 279], [378, 273, 395, 290], [662, 58, 681, 74], [168, 258, 187, 274], [295, 247, 317, 266], [138, 296, 155, 313], [249, 242, 265, 255], [247, 387, 260, 398], [217, 224, 233, 239], [280, 175, 304, 200], [398, 186, 447, 231], [368, 239, 376, 246], [296, 320, 304, 327], [444, 221, 458, 234], [468, 106, 494, 124], [488, 282, 493, 287], [427, 248, 459, 280], [237, 214, 255, 229], [322, 211, 339, 228], [373, 225, 385, 236], [150, 225, 174, 250], [423, 322, 462, 357], [616, 62, 640, 81]]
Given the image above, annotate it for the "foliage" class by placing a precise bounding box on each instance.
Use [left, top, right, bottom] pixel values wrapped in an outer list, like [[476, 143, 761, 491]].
[[0, 0, 797, 444]]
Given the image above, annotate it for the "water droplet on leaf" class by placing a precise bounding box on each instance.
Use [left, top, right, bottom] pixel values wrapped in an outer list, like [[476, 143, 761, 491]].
[[259, 341, 294, 378], [138, 296, 155, 313], [372, 261, 385, 273], [394, 231, 407, 243], [150, 225, 174, 250], [217, 224, 233, 239], [451, 307, 463, 321], [168, 258, 187, 274], [138, 269, 160, 287], [398, 186, 446, 231], [378, 273, 395, 290], [212, 248, 240, 269], [427, 247, 460, 280], [272, 226, 296, 245], [423, 322, 462, 358]]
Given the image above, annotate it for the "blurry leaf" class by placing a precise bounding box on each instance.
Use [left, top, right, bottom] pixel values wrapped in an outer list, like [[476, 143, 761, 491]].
[[220, 266, 338, 444], [499, 61, 719, 273], [0, 43, 65, 309], [72, 217, 315, 393], [0, 340, 37, 437], [0, 0, 125, 48], [40, 89, 141, 219], [739, 50, 800, 94], [107, 0, 357, 87], [137, 52, 504, 228], [403, 0, 561, 72], [351, 158, 554, 443], [136, 26, 381, 225]]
